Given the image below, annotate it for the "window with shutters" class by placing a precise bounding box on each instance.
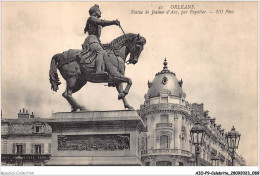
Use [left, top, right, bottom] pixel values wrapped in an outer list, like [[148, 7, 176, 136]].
[[15, 143, 26, 154], [17, 145, 23, 154], [31, 143, 44, 154], [35, 145, 41, 154]]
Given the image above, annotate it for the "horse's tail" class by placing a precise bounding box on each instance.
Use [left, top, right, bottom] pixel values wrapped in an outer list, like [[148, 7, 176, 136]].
[[49, 53, 62, 92]]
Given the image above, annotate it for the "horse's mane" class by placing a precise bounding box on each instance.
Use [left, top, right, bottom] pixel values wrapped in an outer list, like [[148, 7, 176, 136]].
[[102, 33, 137, 49]]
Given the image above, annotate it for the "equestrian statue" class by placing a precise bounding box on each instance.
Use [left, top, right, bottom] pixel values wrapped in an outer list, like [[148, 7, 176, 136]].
[[49, 4, 146, 112]]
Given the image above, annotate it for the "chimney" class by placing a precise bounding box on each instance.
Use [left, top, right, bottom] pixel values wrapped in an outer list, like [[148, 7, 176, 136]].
[[30, 112, 35, 119], [18, 108, 30, 119], [197, 103, 204, 116]]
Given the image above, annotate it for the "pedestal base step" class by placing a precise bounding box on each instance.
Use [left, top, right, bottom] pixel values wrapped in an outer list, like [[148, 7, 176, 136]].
[[46, 156, 142, 166]]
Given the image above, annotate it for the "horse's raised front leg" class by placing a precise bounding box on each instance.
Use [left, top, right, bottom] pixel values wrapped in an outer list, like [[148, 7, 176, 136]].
[[62, 76, 87, 112], [116, 83, 134, 110], [112, 73, 132, 100]]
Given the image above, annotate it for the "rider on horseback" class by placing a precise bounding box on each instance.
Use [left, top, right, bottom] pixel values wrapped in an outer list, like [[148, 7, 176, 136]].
[[83, 4, 120, 77]]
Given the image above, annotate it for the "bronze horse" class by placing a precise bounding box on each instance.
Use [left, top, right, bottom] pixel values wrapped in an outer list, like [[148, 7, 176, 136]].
[[49, 33, 146, 111]]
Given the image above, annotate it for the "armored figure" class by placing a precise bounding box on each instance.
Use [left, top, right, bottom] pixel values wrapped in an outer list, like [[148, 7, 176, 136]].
[[49, 4, 146, 112], [83, 4, 120, 76]]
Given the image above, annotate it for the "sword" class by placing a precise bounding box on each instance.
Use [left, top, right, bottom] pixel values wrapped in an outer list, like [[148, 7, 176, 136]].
[[119, 24, 126, 36]]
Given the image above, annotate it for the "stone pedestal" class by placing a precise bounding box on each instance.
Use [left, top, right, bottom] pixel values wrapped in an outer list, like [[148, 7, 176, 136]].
[[46, 110, 145, 166]]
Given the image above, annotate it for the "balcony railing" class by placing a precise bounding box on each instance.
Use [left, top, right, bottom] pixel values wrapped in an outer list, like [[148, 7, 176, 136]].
[[1, 154, 50, 161], [141, 149, 192, 157], [156, 123, 172, 128]]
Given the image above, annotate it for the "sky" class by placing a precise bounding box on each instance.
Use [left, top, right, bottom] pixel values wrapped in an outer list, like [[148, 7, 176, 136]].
[[1, 1, 258, 165]]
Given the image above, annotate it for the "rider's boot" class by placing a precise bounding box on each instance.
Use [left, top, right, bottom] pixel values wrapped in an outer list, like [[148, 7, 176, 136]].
[[93, 51, 108, 77]]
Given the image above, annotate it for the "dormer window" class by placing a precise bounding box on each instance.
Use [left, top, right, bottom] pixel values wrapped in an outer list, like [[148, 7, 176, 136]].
[[33, 122, 45, 134], [36, 126, 41, 132]]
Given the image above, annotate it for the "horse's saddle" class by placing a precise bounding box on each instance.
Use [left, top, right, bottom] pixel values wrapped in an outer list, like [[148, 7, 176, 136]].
[[57, 49, 97, 69], [57, 45, 118, 70]]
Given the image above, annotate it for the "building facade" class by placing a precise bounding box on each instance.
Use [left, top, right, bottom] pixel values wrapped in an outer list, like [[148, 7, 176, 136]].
[[139, 59, 246, 166], [1, 109, 51, 166]]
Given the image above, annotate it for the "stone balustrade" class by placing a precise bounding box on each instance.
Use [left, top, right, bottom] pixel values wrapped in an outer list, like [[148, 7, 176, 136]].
[[141, 148, 192, 157]]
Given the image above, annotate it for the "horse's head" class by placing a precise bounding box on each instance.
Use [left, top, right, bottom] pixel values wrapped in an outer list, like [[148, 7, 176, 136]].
[[127, 34, 146, 65]]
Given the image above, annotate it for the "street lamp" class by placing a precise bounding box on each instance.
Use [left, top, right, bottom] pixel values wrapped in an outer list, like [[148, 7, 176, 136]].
[[190, 121, 205, 166], [225, 126, 240, 166]]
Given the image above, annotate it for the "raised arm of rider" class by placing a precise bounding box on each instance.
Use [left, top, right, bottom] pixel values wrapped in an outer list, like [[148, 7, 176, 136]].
[[90, 17, 118, 27]]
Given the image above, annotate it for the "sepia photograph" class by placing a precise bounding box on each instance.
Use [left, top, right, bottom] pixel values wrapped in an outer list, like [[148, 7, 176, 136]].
[[1, 1, 259, 175]]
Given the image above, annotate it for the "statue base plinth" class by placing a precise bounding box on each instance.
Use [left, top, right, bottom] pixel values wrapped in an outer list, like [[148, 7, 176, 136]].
[[46, 110, 145, 166]]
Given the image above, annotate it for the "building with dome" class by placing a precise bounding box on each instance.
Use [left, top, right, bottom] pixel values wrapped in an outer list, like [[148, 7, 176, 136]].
[[139, 59, 246, 166]]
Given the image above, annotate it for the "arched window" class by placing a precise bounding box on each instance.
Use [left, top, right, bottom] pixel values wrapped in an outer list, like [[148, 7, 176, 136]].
[[160, 135, 169, 149]]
